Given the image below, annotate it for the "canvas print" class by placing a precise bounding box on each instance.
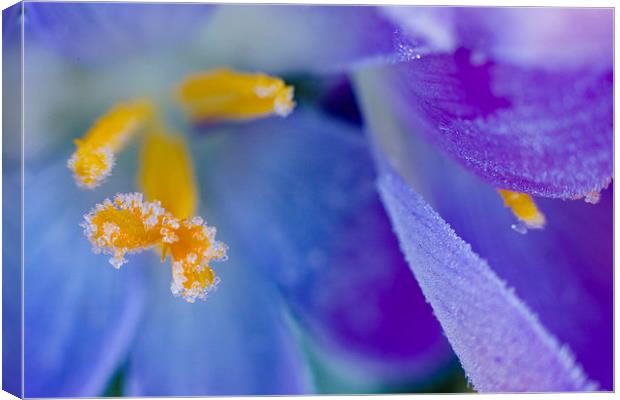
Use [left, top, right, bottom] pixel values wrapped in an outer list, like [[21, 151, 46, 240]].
[[2, 2, 613, 397]]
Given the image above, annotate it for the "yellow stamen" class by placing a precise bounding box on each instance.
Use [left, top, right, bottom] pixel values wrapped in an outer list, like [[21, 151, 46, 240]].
[[165, 217, 227, 300], [138, 129, 197, 219], [498, 189, 546, 229], [175, 68, 295, 123], [68, 99, 154, 188], [82, 193, 227, 302]]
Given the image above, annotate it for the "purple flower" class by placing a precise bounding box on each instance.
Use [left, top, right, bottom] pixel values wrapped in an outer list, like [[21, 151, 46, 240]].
[[354, 6, 613, 391], [4, 3, 612, 396]]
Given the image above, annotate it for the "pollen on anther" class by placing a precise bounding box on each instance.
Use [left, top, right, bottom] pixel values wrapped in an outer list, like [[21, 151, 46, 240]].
[[497, 189, 546, 230], [82, 192, 227, 302], [68, 99, 153, 189], [175, 68, 295, 123]]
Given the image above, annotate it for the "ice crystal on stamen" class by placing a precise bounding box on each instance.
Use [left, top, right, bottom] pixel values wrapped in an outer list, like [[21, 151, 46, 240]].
[[254, 84, 278, 97], [510, 222, 529, 235], [68, 99, 153, 189], [274, 86, 295, 117], [82, 192, 227, 302], [175, 68, 295, 123]]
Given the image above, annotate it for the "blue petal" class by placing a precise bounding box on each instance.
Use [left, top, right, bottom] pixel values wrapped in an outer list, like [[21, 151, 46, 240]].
[[24, 2, 213, 66], [23, 159, 146, 397], [3, 171, 23, 396], [376, 160, 596, 391], [196, 110, 455, 386], [3, 4, 23, 165], [198, 5, 404, 74], [2, 2, 22, 46], [125, 237, 313, 395], [3, 5, 24, 395]]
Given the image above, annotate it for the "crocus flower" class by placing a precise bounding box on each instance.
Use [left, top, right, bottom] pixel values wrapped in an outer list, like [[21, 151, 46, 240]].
[[2, 2, 612, 397]]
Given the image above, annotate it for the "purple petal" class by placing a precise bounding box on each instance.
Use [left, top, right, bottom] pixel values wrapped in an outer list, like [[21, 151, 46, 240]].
[[199, 5, 404, 74], [362, 8, 613, 199], [24, 2, 213, 66], [358, 74, 612, 390], [380, 124, 613, 389], [197, 110, 455, 386], [23, 160, 146, 397], [382, 7, 612, 71], [455, 8, 612, 71], [439, 181, 614, 390], [126, 244, 312, 395], [377, 160, 596, 391]]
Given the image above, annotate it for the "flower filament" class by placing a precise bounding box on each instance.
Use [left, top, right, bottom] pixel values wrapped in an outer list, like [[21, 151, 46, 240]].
[[72, 68, 294, 302], [138, 129, 197, 219]]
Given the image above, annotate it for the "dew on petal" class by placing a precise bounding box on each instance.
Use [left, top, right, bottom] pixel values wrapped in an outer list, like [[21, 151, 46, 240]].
[[510, 222, 529, 235], [584, 191, 601, 205]]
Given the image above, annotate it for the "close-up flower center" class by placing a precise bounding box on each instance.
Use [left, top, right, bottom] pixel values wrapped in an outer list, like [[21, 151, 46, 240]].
[[69, 68, 295, 302], [5, 3, 614, 396]]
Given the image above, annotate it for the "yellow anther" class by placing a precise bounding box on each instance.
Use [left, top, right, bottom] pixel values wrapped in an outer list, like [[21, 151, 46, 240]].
[[68, 99, 154, 188], [82, 193, 227, 302], [165, 217, 227, 301], [175, 68, 295, 123], [138, 129, 197, 219], [498, 189, 546, 229]]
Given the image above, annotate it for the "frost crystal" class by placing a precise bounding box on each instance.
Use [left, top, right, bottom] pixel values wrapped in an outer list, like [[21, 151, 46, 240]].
[[82, 192, 228, 302]]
